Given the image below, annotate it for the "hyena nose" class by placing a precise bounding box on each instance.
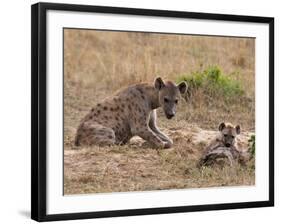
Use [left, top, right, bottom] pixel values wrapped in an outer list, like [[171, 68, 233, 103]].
[[225, 143, 231, 147], [166, 112, 175, 119]]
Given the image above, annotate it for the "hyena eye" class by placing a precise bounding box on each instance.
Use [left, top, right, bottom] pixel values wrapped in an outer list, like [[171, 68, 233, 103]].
[[164, 97, 169, 103], [175, 99, 178, 104], [224, 134, 227, 137]]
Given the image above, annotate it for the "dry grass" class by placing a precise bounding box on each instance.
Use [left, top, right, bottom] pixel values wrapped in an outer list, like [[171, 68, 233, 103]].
[[63, 29, 255, 195]]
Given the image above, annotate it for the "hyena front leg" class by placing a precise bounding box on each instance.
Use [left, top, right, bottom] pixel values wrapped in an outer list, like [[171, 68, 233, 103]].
[[149, 110, 173, 147], [136, 127, 171, 149]]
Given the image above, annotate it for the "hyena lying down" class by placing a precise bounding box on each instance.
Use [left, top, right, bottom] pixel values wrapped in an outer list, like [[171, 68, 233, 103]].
[[75, 77, 188, 149], [199, 122, 248, 166]]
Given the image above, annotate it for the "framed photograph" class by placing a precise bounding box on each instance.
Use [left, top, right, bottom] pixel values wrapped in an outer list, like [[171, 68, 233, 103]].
[[31, 2, 274, 222]]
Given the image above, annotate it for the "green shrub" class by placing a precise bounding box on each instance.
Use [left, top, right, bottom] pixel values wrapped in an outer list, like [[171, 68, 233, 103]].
[[248, 134, 255, 158], [176, 66, 244, 101]]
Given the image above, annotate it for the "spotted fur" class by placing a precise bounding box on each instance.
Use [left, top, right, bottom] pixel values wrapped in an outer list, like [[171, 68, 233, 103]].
[[199, 122, 242, 166], [75, 77, 188, 149]]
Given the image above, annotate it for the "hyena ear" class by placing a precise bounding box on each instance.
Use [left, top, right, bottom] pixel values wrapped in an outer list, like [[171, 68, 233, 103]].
[[177, 81, 188, 94], [219, 122, 226, 131], [154, 77, 165, 90], [235, 125, 241, 135]]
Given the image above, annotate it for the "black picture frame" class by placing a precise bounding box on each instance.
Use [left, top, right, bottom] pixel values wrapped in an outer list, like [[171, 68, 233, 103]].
[[31, 2, 274, 222]]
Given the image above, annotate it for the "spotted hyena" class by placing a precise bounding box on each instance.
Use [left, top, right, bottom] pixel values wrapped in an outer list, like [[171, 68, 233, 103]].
[[199, 122, 244, 166], [74, 77, 188, 149]]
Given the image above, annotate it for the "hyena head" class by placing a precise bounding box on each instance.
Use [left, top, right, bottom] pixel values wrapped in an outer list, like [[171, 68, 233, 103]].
[[154, 77, 188, 119], [219, 122, 241, 147]]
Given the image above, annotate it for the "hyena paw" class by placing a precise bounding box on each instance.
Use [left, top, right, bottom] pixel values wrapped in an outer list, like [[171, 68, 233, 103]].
[[163, 140, 173, 149], [167, 138, 173, 145]]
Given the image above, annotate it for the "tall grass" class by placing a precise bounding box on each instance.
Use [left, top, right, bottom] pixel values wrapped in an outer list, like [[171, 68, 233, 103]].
[[64, 30, 255, 93]]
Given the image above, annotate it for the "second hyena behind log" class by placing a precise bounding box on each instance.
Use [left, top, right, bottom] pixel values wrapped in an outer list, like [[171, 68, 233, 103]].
[[75, 77, 188, 149], [199, 122, 248, 166]]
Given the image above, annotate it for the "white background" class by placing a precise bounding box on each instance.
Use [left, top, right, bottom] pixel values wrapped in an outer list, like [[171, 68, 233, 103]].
[[0, 0, 279, 223]]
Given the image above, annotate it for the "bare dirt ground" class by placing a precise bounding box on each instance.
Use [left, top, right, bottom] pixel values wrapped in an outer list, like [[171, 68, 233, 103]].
[[64, 122, 254, 194], [63, 30, 255, 195]]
